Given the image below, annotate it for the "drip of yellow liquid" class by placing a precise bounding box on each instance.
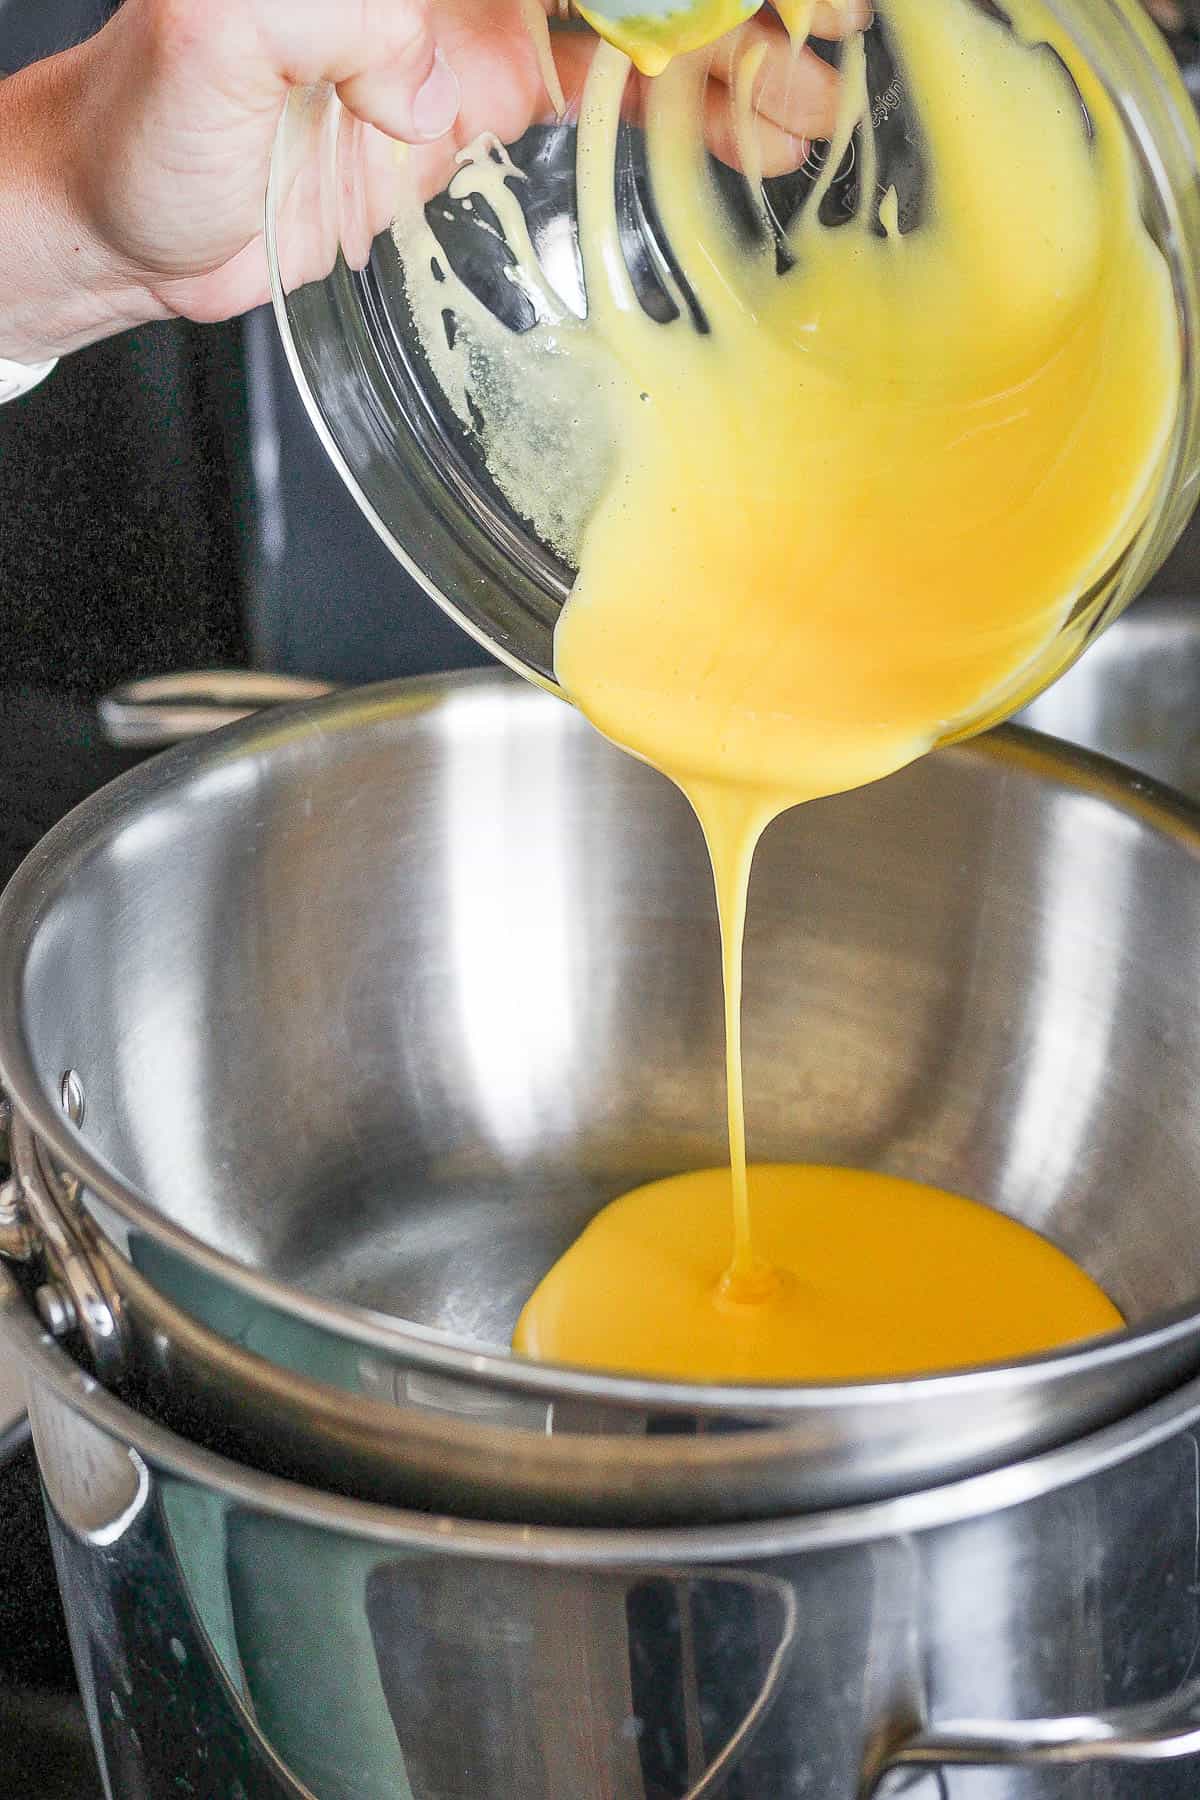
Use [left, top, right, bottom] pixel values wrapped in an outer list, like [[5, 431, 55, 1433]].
[[528, 0, 1169, 1365], [512, 1166, 1123, 1379], [573, 0, 758, 76], [398, 0, 1174, 1376]]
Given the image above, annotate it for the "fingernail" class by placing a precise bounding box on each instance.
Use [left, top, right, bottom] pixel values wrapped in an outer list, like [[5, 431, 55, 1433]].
[[413, 48, 460, 141]]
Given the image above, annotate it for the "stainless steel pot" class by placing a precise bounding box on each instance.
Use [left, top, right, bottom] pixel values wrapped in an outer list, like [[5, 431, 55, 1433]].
[[1019, 596, 1200, 794], [8, 1262, 1200, 1800], [3, 672, 1200, 1525]]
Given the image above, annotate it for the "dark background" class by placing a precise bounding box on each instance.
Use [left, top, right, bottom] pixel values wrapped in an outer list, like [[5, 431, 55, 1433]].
[[0, 0, 491, 696]]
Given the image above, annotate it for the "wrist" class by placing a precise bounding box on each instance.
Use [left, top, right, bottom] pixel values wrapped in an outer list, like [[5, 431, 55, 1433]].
[[0, 50, 166, 363]]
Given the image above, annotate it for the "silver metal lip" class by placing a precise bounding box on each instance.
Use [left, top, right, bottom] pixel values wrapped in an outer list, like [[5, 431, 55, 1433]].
[[7, 1261, 1200, 1561], [3, 667, 1200, 1418]]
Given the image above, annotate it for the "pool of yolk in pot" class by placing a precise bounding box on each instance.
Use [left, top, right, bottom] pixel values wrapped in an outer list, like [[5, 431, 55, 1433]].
[[414, 0, 1174, 1377], [512, 1166, 1123, 1381]]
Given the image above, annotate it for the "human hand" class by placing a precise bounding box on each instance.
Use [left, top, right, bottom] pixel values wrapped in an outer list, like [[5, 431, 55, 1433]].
[[0, 0, 860, 359]]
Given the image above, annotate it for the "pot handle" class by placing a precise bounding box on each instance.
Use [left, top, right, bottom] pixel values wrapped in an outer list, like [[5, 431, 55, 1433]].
[[98, 671, 338, 748], [675, 1571, 798, 1800], [0, 1100, 125, 1383], [863, 1678, 1200, 1797]]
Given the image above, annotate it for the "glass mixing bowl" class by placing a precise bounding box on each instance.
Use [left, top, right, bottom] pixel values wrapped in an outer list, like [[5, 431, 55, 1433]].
[[267, 0, 1200, 727]]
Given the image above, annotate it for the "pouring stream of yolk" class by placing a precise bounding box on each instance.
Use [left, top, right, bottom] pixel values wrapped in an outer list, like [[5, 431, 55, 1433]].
[[402, 0, 1174, 1376]]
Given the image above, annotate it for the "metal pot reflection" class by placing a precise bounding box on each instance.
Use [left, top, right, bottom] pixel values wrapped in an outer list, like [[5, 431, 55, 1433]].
[[8, 1268, 1200, 1800]]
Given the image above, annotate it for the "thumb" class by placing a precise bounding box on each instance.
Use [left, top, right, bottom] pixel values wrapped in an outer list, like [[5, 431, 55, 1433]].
[[266, 0, 461, 143]]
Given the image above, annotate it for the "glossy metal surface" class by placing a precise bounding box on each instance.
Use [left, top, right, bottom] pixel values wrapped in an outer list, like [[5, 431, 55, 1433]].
[[7, 1266, 1200, 1800], [1019, 596, 1200, 795], [97, 671, 338, 749], [4, 674, 1200, 1522]]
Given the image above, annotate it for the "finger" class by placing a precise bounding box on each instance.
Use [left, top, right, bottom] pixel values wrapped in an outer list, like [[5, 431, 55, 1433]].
[[768, 0, 871, 39], [1142, 0, 1186, 28], [258, 0, 460, 144], [404, 25, 597, 199], [547, 29, 613, 113], [430, 3, 563, 147], [806, 0, 873, 40], [702, 81, 807, 175], [708, 17, 842, 138], [339, 47, 460, 145]]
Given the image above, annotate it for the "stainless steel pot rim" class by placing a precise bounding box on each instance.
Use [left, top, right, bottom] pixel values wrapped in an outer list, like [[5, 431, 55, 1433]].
[[8, 1259, 1200, 1562], [3, 670, 1200, 1417]]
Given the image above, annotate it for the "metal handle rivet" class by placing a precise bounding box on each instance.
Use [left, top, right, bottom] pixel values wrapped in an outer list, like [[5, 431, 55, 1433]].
[[36, 1283, 78, 1338], [60, 1071, 85, 1128]]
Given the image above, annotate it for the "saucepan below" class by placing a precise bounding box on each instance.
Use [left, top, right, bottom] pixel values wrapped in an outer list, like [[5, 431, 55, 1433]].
[[6, 1262, 1200, 1800], [3, 671, 1200, 1523]]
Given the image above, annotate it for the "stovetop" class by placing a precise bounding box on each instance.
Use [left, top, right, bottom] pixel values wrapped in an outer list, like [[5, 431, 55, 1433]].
[[0, 689, 146, 1799]]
